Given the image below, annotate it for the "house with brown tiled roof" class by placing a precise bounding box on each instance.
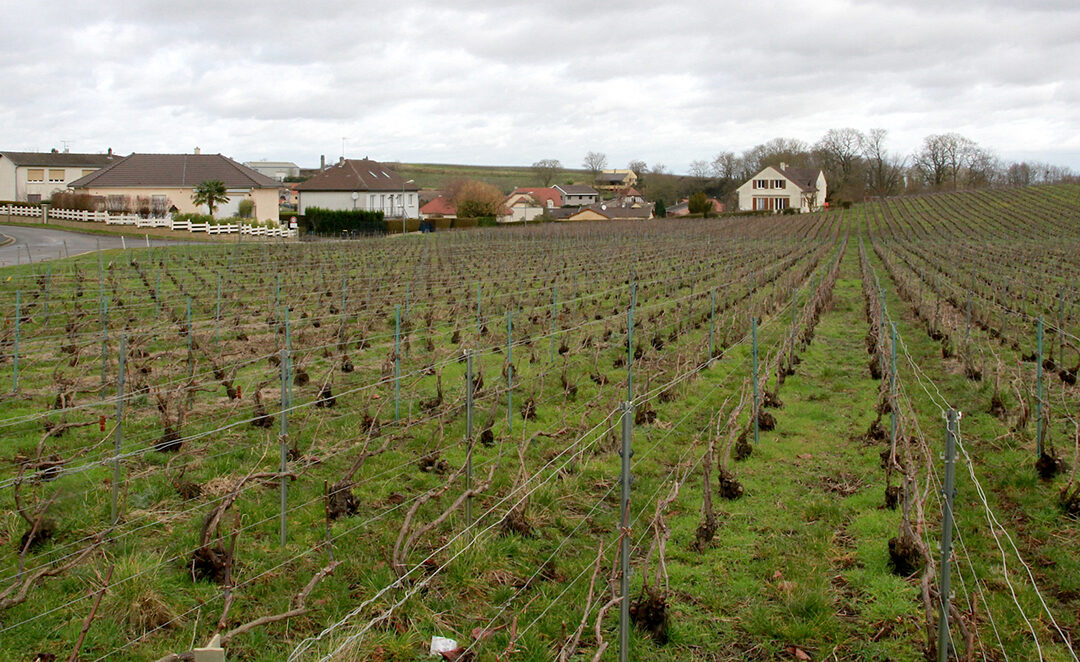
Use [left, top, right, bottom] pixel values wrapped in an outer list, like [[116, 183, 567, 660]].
[[563, 200, 655, 222], [736, 163, 826, 212], [420, 195, 457, 220], [295, 158, 420, 218], [1, 149, 120, 202], [68, 150, 281, 221]]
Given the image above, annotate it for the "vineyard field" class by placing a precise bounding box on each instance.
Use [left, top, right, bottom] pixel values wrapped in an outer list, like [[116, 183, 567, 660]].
[[0, 184, 1078, 661]]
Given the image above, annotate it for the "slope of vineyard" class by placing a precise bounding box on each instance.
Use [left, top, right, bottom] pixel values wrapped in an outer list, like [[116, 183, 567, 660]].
[[0, 184, 1076, 660]]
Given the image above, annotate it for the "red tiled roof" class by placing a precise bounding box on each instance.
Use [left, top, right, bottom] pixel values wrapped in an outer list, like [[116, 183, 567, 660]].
[[511, 187, 562, 208], [420, 196, 456, 215]]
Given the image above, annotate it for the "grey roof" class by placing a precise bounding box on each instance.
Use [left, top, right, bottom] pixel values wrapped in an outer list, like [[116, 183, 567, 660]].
[[294, 159, 420, 192], [68, 153, 279, 189], [1, 151, 119, 168], [572, 201, 654, 220], [596, 172, 630, 182], [776, 166, 823, 192], [554, 184, 599, 196]]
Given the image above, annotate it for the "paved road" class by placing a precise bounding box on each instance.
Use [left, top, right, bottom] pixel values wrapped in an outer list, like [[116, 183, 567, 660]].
[[0, 224, 185, 267]]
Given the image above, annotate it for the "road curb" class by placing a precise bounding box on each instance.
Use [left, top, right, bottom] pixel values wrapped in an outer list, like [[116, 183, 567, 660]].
[[0, 233, 14, 248]]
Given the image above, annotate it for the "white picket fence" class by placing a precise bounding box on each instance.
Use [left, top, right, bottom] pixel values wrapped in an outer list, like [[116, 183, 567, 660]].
[[2, 204, 43, 218], [1, 203, 296, 238]]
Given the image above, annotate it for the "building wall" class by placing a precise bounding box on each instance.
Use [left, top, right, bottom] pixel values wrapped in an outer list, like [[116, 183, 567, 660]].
[[0, 158, 15, 200], [80, 186, 280, 222], [1, 163, 104, 202], [298, 190, 419, 217], [500, 205, 545, 223], [737, 166, 826, 213], [563, 209, 607, 222]]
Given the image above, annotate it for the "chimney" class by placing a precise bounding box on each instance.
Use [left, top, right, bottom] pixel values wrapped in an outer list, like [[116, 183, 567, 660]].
[[194, 147, 201, 155], [107, 147, 113, 155], [338, 156, 345, 165], [779, 162, 787, 171], [320, 154, 325, 170], [63, 146, 69, 153]]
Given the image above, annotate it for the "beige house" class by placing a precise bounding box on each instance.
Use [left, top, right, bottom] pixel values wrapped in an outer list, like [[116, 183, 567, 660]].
[[736, 163, 827, 213], [561, 200, 654, 222], [68, 152, 280, 222], [0, 150, 120, 202], [596, 169, 638, 191]]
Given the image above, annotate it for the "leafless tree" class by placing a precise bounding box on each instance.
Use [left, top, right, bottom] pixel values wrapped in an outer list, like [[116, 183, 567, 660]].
[[688, 160, 710, 179], [582, 151, 608, 181], [710, 151, 738, 180], [862, 129, 906, 197], [814, 128, 865, 201], [531, 159, 562, 186]]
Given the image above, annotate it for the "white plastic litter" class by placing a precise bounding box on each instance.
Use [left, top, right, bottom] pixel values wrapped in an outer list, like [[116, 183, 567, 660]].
[[429, 636, 459, 656]]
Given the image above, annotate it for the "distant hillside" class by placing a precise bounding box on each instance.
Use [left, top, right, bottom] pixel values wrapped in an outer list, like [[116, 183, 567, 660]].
[[384, 162, 591, 193]]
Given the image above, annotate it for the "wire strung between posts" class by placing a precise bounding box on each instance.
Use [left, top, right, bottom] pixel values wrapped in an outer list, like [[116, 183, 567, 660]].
[[288, 409, 623, 661]]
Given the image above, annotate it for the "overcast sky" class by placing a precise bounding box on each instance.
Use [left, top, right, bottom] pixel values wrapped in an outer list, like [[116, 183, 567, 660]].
[[3, 0, 1079, 174]]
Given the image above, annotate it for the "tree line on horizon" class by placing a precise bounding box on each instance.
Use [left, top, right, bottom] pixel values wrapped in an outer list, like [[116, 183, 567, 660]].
[[531, 130, 1077, 209]]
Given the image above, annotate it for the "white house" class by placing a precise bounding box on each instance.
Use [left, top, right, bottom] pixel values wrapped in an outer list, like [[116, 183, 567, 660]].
[[0, 150, 120, 202], [736, 163, 827, 213], [295, 158, 420, 217]]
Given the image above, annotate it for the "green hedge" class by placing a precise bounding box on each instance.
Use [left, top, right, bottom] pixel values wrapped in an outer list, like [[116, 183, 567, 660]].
[[305, 207, 386, 234]]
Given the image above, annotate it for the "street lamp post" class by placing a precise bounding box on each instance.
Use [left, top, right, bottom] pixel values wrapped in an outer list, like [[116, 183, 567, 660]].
[[401, 179, 415, 235]]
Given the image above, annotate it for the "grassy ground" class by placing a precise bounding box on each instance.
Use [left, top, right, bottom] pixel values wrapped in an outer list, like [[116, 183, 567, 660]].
[[643, 246, 927, 660], [0, 215, 229, 242], [0, 196, 1076, 660], [386, 163, 591, 193]]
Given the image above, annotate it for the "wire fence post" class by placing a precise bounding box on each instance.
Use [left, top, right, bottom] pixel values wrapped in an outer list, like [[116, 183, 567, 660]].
[[395, 304, 401, 423], [465, 350, 474, 527], [506, 311, 513, 433], [43, 266, 50, 327], [790, 288, 797, 373], [185, 296, 193, 379], [964, 291, 971, 345], [627, 280, 637, 402], [476, 283, 482, 336], [1036, 317, 1044, 458], [215, 273, 222, 348], [890, 322, 898, 448], [101, 296, 109, 385], [709, 287, 716, 364], [619, 400, 633, 662], [111, 334, 127, 524], [154, 273, 160, 319], [275, 272, 281, 316], [279, 343, 290, 547], [12, 290, 20, 393], [340, 273, 347, 337], [937, 409, 959, 662], [752, 316, 759, 445], [1058, 289, 1067, 371], [550, 284, 557, 364]]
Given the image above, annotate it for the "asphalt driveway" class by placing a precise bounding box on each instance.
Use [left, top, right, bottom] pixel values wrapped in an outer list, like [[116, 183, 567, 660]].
[[0, 224, 185, 267]]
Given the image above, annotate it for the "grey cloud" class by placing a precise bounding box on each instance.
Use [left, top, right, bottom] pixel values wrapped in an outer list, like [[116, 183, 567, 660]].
[[2, 0, 1079, 171]]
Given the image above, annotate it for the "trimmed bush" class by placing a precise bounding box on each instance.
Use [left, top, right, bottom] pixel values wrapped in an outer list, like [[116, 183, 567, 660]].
[[305, 207, 385, 235]]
